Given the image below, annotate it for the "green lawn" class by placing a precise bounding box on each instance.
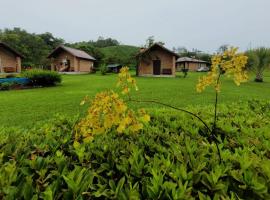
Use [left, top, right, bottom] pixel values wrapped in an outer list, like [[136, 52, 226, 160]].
[[0, 71, 269, 128]]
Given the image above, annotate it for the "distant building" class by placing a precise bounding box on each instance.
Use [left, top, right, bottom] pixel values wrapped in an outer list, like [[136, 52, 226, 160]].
[[176, 57, 210, 72], [137, 43, 179, 77], [48, 45, 96, 72], [0, 42, 23, 73], [107, 64, 123, 73]]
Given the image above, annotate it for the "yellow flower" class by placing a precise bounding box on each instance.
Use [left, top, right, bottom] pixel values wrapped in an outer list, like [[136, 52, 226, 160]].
[[117, 67, 138, 95], [130, 123, 143, 132], [76, 90, 150, 141], [117, 124, 125, 133], [141, 114, 150, 123], [80, 95, 89, 105], [196, 47, 248, 93]]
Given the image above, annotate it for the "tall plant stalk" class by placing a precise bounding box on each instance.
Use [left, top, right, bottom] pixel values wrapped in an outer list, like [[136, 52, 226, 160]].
[[212, 71, 221, 132], [127, 98, 222, 163]]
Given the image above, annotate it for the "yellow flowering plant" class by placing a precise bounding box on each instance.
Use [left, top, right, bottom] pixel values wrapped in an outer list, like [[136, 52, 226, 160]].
[[196, 47, 248, 154], [76, 67, 150, 143], [116, 66, 138, 98], [197, 47, 248, 93]]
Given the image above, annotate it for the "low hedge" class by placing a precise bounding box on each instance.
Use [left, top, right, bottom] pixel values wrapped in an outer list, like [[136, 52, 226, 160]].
[[22, 69, 62, 86], [0, 100, 270, 199]]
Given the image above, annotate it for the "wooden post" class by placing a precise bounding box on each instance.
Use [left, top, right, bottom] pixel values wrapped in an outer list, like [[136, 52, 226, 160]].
[[172, 56, 176, 77], [16, 57, 21, 73], [73, 57, 78, 72]]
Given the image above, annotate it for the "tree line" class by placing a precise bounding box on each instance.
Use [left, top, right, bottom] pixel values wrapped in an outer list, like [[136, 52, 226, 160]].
[[0, 28, 123, 68], [1, 29, 269, 82]]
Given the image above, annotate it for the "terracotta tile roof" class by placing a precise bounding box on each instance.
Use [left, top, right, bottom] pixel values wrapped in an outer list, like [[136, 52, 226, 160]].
[[0, 42, 24, 58], [48, 45, 96, 61]]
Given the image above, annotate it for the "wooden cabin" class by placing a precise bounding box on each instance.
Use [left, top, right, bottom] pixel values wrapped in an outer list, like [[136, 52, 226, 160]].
[[0, 42, 23, 73], [137, 43, 179, 77], [48, 45, 96, 72], [176, 57, 210, 72]]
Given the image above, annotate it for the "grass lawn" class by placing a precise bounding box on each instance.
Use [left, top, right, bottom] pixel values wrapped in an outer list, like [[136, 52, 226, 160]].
[[0, 71, 269, 128]]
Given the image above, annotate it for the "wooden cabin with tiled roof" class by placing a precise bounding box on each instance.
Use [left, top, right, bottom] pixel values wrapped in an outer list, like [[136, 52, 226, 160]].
[[48, 45, 96, 73], [136, 43, 179, 77]]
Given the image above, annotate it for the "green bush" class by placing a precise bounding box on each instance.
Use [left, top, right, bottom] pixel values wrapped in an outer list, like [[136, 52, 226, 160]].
[[100, 64, 108, 75], [5, 74, 17, 78], [0, 101, 270, 199], [22, 69, 62, 86], [0, 82, 13, 90]]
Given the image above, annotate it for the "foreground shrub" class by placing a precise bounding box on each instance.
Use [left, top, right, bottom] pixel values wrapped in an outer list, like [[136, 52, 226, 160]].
[[0, 101, 270, 199], [76, 91, 150, 142], [22, 69, 62, 86]]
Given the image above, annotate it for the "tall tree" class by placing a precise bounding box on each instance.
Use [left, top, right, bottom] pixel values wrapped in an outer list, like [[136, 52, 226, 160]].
[[246, 47, 270, 82], [39, 32, 64, 49]]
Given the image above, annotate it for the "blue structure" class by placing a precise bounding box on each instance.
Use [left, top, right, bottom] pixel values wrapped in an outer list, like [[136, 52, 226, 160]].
[[0, 77, 30, 85]]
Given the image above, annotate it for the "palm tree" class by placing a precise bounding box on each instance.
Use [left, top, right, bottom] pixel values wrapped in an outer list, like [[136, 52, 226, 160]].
[[246, 47, 270, 82]]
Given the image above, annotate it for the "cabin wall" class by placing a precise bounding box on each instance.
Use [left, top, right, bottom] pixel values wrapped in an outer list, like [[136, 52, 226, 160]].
[[51, 51, 93, 72], [78, 59, 93, 72], [0, 46, 21, 72], [138, 49, 175, 76], [51, 51, 75, 71]]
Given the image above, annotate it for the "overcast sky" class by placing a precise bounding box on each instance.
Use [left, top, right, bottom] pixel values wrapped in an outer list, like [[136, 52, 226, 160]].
[[1, 0, 270, 52]]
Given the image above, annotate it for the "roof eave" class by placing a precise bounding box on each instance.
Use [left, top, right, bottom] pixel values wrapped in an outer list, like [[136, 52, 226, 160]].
[[0, 42, 24, 58], [138, 43, 180, 58]]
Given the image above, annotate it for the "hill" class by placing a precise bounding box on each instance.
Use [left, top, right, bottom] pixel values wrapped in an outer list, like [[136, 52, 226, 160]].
[[99, 45, 140, 67]]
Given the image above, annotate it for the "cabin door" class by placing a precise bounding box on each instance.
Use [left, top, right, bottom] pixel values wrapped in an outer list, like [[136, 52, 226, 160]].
[[153, 60, 161, 75]]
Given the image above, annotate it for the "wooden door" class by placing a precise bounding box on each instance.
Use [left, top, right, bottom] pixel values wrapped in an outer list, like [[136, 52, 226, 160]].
[[153, 60, 161, 75]]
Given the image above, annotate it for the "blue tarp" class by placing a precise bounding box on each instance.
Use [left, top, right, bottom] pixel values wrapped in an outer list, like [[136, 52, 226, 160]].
[[0, 77, 30, 85]]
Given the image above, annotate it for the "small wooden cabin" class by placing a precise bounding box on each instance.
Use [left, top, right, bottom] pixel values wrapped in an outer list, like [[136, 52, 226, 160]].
[[0, 42, 23, 73], [48, 45, 96, 72], [176, 57, 210, 72], [137, 43, 179, 77]]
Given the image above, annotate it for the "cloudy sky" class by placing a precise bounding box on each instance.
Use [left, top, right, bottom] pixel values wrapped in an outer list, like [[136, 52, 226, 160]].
[[1, 0, 269, 52]]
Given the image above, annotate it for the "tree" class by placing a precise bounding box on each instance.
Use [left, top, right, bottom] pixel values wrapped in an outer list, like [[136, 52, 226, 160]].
[[175, 46, 212, 63], [39, 32, 64, 49], [176, 46, 188, 54], [144, 36, 164, 48], [246, 47, 270, 82], [217, 44, 229, 53], [0, 27, 51, 67], [90, 37, 120, 48]]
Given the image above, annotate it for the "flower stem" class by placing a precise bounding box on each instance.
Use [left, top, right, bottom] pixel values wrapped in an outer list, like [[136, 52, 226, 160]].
[[127, 99, 212, 134]]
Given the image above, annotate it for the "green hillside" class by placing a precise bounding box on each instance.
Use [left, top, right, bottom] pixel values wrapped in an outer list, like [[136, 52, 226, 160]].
[[100, 45, 140, 67]]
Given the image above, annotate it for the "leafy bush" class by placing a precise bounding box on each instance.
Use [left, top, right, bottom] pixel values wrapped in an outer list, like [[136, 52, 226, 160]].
[[0, 82, 12, 90], [22, 69, 62, 86], [5, 74, 17, 78], [100, 64, 108, 75], [0, 101, 270, 199]]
